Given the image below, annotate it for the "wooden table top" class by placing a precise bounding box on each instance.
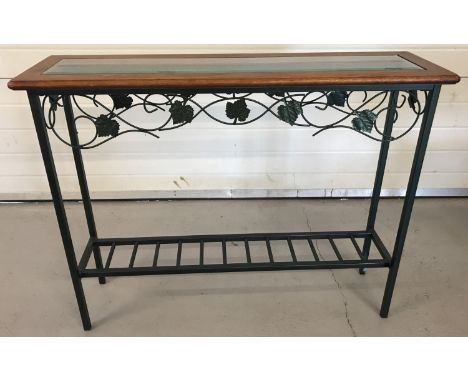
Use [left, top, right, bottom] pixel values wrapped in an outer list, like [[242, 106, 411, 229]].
[[7, 52, 460, 91]]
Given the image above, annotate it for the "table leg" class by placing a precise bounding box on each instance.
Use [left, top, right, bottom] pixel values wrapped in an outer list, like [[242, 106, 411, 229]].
[[380, 85, 441, 317], [62, 95, 106, 285], [28, 93, 92, 330], [360, 90, 400, 274]]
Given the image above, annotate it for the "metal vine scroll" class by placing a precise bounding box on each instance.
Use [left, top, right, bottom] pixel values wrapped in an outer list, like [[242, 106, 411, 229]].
[[41, 90, 427, 149]]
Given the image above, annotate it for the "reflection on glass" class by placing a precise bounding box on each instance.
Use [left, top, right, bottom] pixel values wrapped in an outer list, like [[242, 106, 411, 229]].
[[44, 55, 422, 75]]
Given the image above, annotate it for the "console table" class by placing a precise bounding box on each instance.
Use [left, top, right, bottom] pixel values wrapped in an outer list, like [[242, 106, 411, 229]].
[[8, 52, 459, 331]]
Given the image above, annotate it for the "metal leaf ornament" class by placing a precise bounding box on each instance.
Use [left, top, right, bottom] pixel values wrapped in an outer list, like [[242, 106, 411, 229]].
[[226, 99, 251, 122], [326, 91, 348, 107], [352, 110, 377, 133], [169, 101, 194, 124], [110, 94, 133, 110], [408, 90, 418, 112], [95, 114, 120, 137], [277, 100, 302, 125]]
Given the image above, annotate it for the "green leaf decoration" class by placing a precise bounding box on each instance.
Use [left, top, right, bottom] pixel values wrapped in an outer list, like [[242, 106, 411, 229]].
[[326, 91, 348, 107], [226, 99, 251, 122], [277, 100, 302, 125], [95, 115, 120, 137], [110, 94, 133, 110], [408, 90, 418, 112], [169, 101, 194, 124], [352, 110, 377, 133]]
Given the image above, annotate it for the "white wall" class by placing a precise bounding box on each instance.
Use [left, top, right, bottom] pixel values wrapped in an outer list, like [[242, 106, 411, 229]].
[[1, 45, 467, 199]]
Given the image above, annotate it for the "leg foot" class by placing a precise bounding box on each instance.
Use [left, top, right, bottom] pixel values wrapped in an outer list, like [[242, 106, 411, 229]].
[[99, 277, 106, 284], [359, 267, 367, 275], [83, 321, 92, 331]]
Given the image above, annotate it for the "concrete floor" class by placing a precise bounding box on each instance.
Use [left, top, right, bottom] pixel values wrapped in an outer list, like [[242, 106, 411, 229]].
[[1, 198, 467, 336]]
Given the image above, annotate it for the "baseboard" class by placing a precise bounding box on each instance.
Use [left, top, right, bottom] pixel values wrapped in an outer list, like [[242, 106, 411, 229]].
[[1, 188, 468, 202]]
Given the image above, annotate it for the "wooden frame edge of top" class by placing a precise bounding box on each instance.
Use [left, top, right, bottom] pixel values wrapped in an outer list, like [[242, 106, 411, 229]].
[[7, 51, 461, 91]]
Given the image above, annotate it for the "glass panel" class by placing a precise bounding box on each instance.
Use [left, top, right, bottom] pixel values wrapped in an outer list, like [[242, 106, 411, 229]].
[[44, 55, 422, 75]]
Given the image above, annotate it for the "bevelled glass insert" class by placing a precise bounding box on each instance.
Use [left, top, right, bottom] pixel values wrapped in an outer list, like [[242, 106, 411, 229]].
[[44, 55, 422, 75]]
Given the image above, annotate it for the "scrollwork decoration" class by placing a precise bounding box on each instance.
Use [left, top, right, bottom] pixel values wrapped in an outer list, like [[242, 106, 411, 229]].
[[40, 89, 427, 149]]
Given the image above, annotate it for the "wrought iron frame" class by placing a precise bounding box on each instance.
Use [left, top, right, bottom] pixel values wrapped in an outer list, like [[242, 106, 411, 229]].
[[27, 82, 441, 330]]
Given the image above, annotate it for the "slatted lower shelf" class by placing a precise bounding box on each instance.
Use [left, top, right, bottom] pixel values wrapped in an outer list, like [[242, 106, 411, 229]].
[[78, 230, 392, 278]]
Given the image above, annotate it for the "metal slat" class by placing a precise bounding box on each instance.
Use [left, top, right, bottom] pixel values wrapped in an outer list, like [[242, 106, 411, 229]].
[[200, 241, 204, 265], [307, 239, 320, 261], [370, 229, 392, 263], [328, 238, 343, 261], [176, 241, 182, 266], [222, 240, 227, 264], [78, 238, 94, 271], [129, 243, 139, 268], [266, 239, 274, 263], [350, 236, 364, 260], [104, 243, 116, 269], [153, 243, 160, 267], [244, 240, 251, 263], [287, 238, 298, 263]]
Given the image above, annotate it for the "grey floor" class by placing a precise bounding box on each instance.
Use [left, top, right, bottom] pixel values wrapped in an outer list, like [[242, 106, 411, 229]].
[[1, 198, 467, 336]]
